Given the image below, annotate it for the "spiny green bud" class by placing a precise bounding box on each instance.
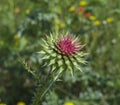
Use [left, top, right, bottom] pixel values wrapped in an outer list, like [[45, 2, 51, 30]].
[[38, 32, 87, 77]]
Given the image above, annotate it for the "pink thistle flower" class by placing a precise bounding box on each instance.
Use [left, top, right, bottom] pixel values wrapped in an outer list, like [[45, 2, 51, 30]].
[[57, 35, 81, 55]]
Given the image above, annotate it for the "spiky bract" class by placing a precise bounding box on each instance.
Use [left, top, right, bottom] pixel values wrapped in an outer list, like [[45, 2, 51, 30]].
[[38, 32, 86, 77]]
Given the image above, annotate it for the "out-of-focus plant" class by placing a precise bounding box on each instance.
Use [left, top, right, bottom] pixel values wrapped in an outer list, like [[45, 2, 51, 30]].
[[0, 103, 6, 105]]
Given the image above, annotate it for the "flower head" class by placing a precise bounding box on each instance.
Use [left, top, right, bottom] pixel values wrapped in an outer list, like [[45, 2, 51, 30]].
[[106, 17, 114, 23], [89, 15, 96, 20], [38, 32, 86, 77], [93, 20, 101, 26], [17, 102, 26, 105], [58, 35, 80, 55], [69, 6, 75, 12], [55, 18, 60, 25], [79, 1, 87, 7], [0, 103, 6, 105], [60, 23, 66, 28], [77, 7, 85, 13], [83, 13, 91, 17], [25, 9, 30, 14], [64, 102, 74, 105], [14, 7, 20, 14]]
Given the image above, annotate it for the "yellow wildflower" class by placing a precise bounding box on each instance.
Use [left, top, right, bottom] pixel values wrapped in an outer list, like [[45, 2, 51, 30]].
[[55, 18, 60, 25], [54, 18, 60, 30], [25, 9, 30, 14], [60, 23, 66, 28], [93, 20, 101, 26], [14, 34, 20, 40], [14, 34, 20, 46], [64, 102, 74, 105], [89, 15, 96, 20], [17, 101, 26, 105], [79, 1, 87, 7], [106, 17, 114, 23], [69, 6, 75, 12], [0, 103, 6, 105]]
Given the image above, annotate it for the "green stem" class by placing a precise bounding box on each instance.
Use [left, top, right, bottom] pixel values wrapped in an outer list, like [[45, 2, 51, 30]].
[[31, 69, 63, 105]]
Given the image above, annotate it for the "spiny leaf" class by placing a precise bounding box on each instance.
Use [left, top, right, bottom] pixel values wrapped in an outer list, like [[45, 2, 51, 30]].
[[58, 60, 63, 67]]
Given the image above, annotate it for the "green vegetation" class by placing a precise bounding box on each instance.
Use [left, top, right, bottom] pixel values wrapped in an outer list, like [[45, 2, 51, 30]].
[[0, 0, 120, 105]]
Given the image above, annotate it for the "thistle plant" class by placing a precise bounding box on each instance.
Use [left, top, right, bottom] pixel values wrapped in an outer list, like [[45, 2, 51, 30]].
[[20, 32, 87, 105]]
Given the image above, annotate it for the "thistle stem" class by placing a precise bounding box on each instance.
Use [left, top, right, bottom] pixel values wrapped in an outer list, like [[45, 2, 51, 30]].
[[31, 69, 63, 105]]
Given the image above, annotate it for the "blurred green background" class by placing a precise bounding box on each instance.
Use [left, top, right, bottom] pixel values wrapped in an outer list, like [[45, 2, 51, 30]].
[[0, 0, 120, 105]]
